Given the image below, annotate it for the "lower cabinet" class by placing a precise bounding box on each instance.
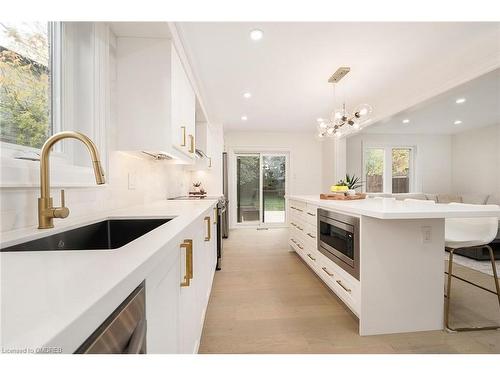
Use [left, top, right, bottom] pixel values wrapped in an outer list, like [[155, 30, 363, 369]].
[[146, 204, 217, 353], [288, 199, 360, 317]]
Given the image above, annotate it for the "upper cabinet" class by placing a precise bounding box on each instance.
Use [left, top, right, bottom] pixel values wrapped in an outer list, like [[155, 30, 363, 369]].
[[115, 36, 195, 162], [171, 48, 196, 158]]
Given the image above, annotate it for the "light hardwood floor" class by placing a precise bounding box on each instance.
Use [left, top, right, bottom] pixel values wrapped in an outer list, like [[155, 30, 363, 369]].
[[199, 228, 500, 354]]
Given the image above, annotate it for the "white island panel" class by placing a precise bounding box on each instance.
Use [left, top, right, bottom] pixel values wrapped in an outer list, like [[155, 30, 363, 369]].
[[360, 217, 445, 335]]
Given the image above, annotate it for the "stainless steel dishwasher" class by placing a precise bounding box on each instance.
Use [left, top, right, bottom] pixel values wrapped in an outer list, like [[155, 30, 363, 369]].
[[75, 281, 147, 354]]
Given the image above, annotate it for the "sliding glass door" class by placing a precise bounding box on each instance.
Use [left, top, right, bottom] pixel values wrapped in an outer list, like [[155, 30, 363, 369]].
[[262, 154, 286, 224], [236, 154, 261, 224], [236, 152, 287, 226]]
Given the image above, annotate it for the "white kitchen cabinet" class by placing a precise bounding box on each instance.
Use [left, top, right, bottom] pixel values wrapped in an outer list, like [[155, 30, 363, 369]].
[[187, 122, 212, 171], [146, 248, 181, 353], [171, 46, 196, 159], [288, 199, 360, 317], [141, 204, 217, 353], [116, 37, 195, 162], [178, 205, 217, 353]]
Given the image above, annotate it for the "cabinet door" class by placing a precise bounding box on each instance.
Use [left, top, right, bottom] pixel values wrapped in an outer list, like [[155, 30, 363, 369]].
[[171, 46, 196, 159], [178, 226, 199, 353], [146, 246, 181, 353], [183, 74, 196, 158], [171, 46, 187, 154], [178, 206, 217, 353]]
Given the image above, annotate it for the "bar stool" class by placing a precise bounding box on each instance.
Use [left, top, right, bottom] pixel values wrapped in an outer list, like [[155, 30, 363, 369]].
[[444, 203, 500, 332]]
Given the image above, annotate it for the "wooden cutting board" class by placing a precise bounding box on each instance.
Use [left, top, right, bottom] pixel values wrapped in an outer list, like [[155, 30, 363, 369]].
[[320, 193, 366, 200]]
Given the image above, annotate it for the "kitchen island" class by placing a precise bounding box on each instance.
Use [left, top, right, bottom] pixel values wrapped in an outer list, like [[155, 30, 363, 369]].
[[287, 195, 500, 336]]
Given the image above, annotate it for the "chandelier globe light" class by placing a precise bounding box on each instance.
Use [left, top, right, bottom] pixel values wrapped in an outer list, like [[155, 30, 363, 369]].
[[317, 67, 372, 138]]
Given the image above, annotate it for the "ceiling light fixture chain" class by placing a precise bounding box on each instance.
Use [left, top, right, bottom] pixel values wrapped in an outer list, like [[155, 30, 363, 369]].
[[317, 67, 372, 138]]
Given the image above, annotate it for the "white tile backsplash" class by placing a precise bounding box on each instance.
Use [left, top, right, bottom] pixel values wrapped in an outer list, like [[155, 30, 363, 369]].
[[0, 151, 191, 233]]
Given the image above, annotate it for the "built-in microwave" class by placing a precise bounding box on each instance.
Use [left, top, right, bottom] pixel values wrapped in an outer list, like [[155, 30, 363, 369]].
[[318, 209, 360, 280]]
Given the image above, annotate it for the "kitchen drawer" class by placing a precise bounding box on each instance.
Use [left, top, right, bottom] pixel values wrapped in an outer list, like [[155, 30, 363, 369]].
[[290, 220, 306, 237], [290, 212, 305, 226], [290, 236, 306, 256], [316, 257, 360, 316], [303, 222, 317, 246], [302, 247, 320, 271], [289, 200, 306, 214], [305, 204, 319, 225]]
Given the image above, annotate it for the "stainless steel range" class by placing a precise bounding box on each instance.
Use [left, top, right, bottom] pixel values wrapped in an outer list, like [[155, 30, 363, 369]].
[[169, 195, 227, 270]]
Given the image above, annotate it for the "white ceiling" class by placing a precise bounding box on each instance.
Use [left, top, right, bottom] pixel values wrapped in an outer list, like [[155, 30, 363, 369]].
[[176, 22, 500, 133], [363, 68, 500, 135]]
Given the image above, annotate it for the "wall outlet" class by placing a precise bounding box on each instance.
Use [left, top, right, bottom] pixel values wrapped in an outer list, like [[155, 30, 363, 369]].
[[128, 172, 137, 190], [421, 226, 432, 244]]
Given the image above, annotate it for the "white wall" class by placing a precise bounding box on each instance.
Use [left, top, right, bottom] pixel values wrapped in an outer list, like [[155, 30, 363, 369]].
[[451, 123, 500, 196], [321, 138, 337, 192], [0, 153, 191, 232], [224, 131, 322, 227], [346, 133, 453, 193]]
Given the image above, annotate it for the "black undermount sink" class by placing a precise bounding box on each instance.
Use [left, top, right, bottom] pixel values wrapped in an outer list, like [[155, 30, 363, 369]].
[[1, 218, 171, 252]]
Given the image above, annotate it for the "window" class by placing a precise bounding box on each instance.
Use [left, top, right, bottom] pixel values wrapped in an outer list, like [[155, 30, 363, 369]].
[[0, 22, 59, 149], [364, 148, 384, 193], [391, 148, 411, 194], [0, 22, 109, 187], [363, 145, 414, 194]]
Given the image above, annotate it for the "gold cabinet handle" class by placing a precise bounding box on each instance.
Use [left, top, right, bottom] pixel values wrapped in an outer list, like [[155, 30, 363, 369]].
[[336, 280, 352, 293], [290, 238, 296, 244], [296, 208, 304, 213], [208, 157, 212, 168], [306, 253, 315, 261], [204, 216, 211, 241], [307, 212, 316, 217], [297, 226, 303, 231], [322, 267, 333, 277], [307, 233, 316, 239], [188, 134, 195, 153], [297, 244, 304, 250], [180, 239, 193, 287], [290, 206, 296, 210], [213, 207, 217, 225], [180, 126, 186, 147], [290, 222, 297, 227]]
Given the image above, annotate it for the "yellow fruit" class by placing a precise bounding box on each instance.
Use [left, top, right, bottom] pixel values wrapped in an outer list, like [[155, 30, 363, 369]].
[[331, 185, 348, 192]]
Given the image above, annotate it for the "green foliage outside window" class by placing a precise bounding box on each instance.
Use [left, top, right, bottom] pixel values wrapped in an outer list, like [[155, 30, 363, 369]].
[[0, 22, 50, 149]]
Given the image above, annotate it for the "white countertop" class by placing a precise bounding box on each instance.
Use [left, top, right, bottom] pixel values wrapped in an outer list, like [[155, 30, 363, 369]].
[[288, 195, 500, 219], [0, 199, 217, 353]]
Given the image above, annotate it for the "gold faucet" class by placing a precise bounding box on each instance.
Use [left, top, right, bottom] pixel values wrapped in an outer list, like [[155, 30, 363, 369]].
[[38, 131, 106, 229]]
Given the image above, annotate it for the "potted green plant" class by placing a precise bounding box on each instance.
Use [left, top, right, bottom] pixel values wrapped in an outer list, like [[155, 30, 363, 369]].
[[345, 174, 363, 195], [331, 174, 363, 195]]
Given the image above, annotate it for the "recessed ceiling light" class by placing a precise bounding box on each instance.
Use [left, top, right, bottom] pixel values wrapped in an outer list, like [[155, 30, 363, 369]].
[[454, 120, 462, 125], [455, 98, 466, 104], [243, 92, 252, 99], [241, 115, 248, 121], [402, 119, 410, 124], [249, 29, 264, 41]]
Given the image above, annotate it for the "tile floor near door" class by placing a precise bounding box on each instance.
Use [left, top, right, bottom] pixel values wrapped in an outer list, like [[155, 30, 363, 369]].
[[199, 228, 500, 354]]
